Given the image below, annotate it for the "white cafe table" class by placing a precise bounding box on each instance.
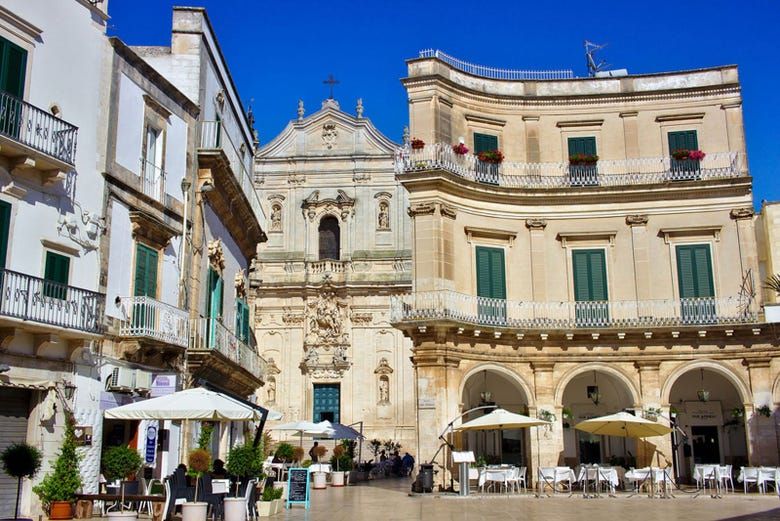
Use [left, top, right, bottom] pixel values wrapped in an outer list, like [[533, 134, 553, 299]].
[[211, 479, 230, 494], [477, 467, 514, 493], [309, 463, 332, 474], [577, 466, 619, 495]]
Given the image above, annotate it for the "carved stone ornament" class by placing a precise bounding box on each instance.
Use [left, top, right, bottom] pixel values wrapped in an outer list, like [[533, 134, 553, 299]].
[[215, 90, 225, 108], [730, 207, 754, 220], [377, 201, 390, 230], [374, 357, 394, 375], [625, 214, 649, 226], [282, 310, 305, 325], [525, 218, 548, 230], [407, 202, 436, 217], [440, 203, 457, 220], [270, 204, 282, 232], [299, 343, 351, 379], [266, 357, 281, 375], [207, 239, 226, 273], [322, 123, 338, 150], [301, 190, 355, 222], [305, 291, 349, 347], [351, 312, 373, 325], [234, 269, 247, 298]]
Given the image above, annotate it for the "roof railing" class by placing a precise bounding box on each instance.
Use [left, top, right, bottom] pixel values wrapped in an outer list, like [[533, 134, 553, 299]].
[[418, 49, 574, 81]]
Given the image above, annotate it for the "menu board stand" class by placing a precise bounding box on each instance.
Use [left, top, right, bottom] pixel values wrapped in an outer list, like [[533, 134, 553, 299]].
[[286, 467, 311, 509]]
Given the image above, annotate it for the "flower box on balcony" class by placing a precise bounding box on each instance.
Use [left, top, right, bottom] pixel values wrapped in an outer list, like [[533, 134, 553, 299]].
[[568, 153, 599, 165], [452, 143, 469, 155], [672, 149, 706, 161], [477, 150, 504, 164], [410, 138, 425, 150]]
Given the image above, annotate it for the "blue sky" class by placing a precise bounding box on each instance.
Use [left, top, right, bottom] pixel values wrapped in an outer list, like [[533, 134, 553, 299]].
[[108, 0, 780, 205]]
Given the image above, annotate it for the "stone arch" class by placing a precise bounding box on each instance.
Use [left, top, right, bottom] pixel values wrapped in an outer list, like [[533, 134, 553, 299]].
[[318, 214, 340, 260], [554, 363, 641, 407], [459, 363, 535, 408], [660, 359, 751, 406]]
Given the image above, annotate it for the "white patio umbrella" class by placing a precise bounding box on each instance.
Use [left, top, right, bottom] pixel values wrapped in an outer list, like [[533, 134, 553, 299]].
[[104, 387, 282, 421], [271, 420, 333, 447]]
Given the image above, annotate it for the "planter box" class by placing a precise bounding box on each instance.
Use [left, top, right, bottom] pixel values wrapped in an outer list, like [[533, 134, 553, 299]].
[[255, 501, 273, 518], [274, 499, 284, 514], [765, 303, 780, 323], [49, 501, 74, 520], [181, 502, 208, 521], [312, 471, 327, 489], [106, 512, 138, 521], [331, 471, 345, 487], [222, 497, 245, 521]]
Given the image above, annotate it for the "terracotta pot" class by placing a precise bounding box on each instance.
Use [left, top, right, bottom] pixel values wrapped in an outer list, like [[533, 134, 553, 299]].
[[49, 501, 74, 520]]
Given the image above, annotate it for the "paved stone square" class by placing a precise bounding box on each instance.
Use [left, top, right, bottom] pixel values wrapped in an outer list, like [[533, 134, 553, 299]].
[[282, 480, 780, 521]]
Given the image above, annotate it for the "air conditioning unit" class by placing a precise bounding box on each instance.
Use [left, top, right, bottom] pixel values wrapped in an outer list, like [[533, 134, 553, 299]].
[[108, 367, 134, 392], [134, 370, 152, 392]]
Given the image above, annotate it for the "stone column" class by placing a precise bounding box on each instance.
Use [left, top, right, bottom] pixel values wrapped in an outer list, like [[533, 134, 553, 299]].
[[523, 116, 540, 163], [526, 219, 548, 302], [744, 358, 778, 465], [532, 362, 561, 478], [636, 361, 673, 471], [620, 112, 640, 159], [730, 208, 760, 302], [627, 215, 650, 301], [721, 103, 746, 172]]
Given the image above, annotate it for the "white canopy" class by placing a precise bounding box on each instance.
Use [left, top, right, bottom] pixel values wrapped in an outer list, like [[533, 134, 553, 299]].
[[104, 387, 282, 421], [574, 411, 672, 438], [271, 420, 333, 435], [456, 408, 550, 431]]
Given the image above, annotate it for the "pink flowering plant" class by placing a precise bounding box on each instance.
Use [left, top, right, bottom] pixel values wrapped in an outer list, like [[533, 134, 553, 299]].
[[452, 143, 469, 155], [477, 150, 504, 164], [672, 149, 706, 161], [410, 138, 425, 150]]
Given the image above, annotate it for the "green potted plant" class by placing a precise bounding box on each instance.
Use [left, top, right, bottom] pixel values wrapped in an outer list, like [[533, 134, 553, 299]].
[[182, 449, 210, 521], [256, 485, 275, 517], [764, 274, 780, 322], [274, 442, 294, 463], [101, 445, 143, 521], [329, 444, 352, 487], [33, 418, 81, 520], [225, 443, 261, 521], [311, 445, 328, 489], [2, 442, 42, 520], [271, 487, 284, 514]]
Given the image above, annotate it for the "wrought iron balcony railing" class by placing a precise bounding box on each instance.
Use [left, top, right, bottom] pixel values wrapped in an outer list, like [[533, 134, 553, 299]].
[[396, 144, 744, 189], [199, 121, 266, 227], [117, 296, 189, 348], [391, 290, 758, 330], [139, 159, 166, 202], [417, 49, 574, 80], [0, 91, 78, 166], [190, 317, 266, 380], [0, 269, 104, 334]]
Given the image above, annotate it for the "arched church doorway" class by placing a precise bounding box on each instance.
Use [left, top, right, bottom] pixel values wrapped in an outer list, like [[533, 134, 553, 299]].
[[460, 368, 531, 467], [668, 367, 747, 482], [561, 369, 636, 467]]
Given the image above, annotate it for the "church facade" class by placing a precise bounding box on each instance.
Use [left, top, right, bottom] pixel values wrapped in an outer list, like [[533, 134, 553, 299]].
[[251, 98, 416, 447]]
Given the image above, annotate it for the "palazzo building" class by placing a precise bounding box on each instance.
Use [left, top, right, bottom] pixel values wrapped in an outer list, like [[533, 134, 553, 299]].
[[392, 50, 780, 485], [251, 98, 416, 447]]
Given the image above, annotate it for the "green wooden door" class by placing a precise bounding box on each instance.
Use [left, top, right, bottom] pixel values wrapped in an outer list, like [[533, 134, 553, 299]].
[[0, 200, 10, 269], [0, 36, 27, 139], [568, 137, 598, 186], [235, 299, 250, 343], [474, 132, 499, 184], [133, 244, 159, 329], [43, 252, 70, 300], [206, 268, 224, 346], [572, 249, 609, 326], [313, 384, 340, 423], [676, 244, 715, 323], [475, 246, 506, 324], [668, 130, 700, 180]]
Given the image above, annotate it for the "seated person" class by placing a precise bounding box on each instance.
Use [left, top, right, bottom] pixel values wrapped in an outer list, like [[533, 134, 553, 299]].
[[211, 458, 227, 479]]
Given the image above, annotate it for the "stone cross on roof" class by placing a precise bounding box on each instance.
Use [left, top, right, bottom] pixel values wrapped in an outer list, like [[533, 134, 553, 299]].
[[323, 73, 339, 99]]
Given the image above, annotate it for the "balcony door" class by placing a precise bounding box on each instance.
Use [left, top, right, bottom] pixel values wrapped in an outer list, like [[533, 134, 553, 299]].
[[133, 243, 158, 330], [572, 249, 609, 327], [0, 200, 10, 269], [676, 244, 715, 324], [206, 267, 224, 347], [235, 298, 250, 344], [475, 246, 506, 325], [0, 36, 27, 139], [474, 132, 499, 184], [43, 251, 70, 301], [668, 130, 700, 180], [568, 137, 598, 186]]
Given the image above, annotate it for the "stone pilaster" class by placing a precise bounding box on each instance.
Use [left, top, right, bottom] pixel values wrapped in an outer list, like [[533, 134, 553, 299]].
[[627, 215, 650, 301], [526, 219, 548, 301], [532, 362, 561, 477], [620, 112, 640, 159], [523, 116, 540, 163], [635, 361, 673, 471], [730, 207, 760, 300], [721, 102, 746, 170], [743, 358, 778, 465]]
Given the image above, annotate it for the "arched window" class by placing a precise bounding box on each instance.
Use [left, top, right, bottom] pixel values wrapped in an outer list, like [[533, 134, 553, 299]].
[[318, 216, 340, 260]]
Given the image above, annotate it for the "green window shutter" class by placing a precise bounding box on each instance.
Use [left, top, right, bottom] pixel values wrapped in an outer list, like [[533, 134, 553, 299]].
[[572, 249, 608, 301], [235, 299, 250, 342], [475, 246, 505, 299], [668, 130, 699, 152], [43, 251, 70, 299], [568, 137, 597, 156], [676, 245, 713, 298], [134, 244, 158, 297], [473, 133, 498, 154], [242, 302, 250, 341], [0, 36, 27, 98], [207, 268, 224, 320], [0, 200, 10, 268]]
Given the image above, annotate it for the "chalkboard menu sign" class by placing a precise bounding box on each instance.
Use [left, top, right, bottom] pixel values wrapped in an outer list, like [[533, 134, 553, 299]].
[[286, 467, 310, 509]]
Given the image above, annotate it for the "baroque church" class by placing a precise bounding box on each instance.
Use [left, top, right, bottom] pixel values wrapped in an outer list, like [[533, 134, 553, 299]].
[[250, 98, 416, 447]]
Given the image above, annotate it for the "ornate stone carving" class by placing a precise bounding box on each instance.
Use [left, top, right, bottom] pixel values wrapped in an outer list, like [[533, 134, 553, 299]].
[[374, 357, 394, 375], [305, 291, 349, 346], [626, 214, 649, 226], [356, 98, 364, 118], [207, 239, 225, 273], [297, 99, 305, 122], [351, 312, 373, 325], [234, 269, 247, 299], [375, 358, 393, 405], [525, 218, 548, 230], [322, 123, 338, 149], [266, 377, 276, 404], [282, 311, 304, 325], [377, 201, 390, 230], [730, 207, 754, 220], [301, 190, 355, 222], [288, 173, 306, 185], [407, 202, 436, 217], [440, 203, 457, 220], [270, 204, 282, 232]]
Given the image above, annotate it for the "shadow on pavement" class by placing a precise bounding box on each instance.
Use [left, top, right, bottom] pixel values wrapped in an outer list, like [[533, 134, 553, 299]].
[[719, 506, 780, 520]]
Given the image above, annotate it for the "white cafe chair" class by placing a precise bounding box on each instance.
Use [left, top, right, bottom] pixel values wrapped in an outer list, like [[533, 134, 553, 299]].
[[742, 467, 759, 493], [719, 465, 734, 493]]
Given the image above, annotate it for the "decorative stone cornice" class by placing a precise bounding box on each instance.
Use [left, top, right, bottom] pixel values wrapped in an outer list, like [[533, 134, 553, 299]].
[[407, 202, 437, 217], [129, 210, 178, 249], [729, 207, 754, 220], [531, 361, 555, 372], [634, 360, 661, 371], [626, 214, 649, 226], [351, 312, 373, 325], [301, 189, 355, 221], [525, 218, 547, 230], [440, 203, 457, 219]]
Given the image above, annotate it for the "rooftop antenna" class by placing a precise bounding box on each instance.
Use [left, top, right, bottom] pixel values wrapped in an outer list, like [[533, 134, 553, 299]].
[[584, 40, 609, 77]]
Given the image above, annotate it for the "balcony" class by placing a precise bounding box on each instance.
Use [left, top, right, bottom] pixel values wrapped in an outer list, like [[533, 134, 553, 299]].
[[0, 91, 78, 180], [396, 144, 745, 189], [0, 268, 104, 335], [139, 159, 166, 203], [391, 290, 758, 333], [188, 317, 266, 395], [117, 296, 189, 348]]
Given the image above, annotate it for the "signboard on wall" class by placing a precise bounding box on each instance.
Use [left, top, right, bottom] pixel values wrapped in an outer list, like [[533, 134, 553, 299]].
[[145, 425, 158, 464], [151, 374, 177, 397], [74, 426, 93, 446], [683, 401, 723, 426]]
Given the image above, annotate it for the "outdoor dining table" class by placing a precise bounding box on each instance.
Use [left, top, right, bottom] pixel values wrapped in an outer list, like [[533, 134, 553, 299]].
[[477, 466, 515, 493], [693, 464, 723, 492], [624, 467, 673, 496], [538, 466, 576, 494], [577, 466, 620, 496], [309, 463, 332, 474]]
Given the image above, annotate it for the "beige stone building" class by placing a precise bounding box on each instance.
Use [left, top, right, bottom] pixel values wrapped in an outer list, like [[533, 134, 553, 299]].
[[251, 98, 416, 447], [393, 50, 780, 485]]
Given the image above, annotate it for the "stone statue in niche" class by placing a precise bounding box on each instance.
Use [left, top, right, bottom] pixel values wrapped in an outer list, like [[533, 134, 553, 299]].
[[333, 345, 348, 363], [377, 201, 390, 230], [270, 204, 282, 232], [267, 378, 276, 404], [379, 376, 389, 404]]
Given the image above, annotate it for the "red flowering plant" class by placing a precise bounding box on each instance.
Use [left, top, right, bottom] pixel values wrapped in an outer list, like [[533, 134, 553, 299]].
[[477, 149, 504, 164], [687, 149, 706, 161], [410, 138, 425, 150], [452, 143, 469, 155], [671, 149, 705, 161], [568, 153, 599, 165]]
